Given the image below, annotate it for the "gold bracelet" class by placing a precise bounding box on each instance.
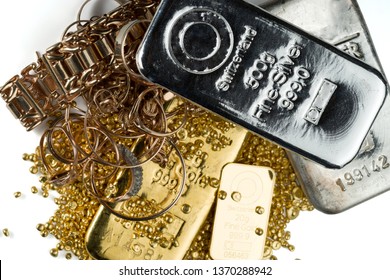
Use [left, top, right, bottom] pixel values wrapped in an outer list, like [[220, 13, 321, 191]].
[[0, 0, 158, 131]]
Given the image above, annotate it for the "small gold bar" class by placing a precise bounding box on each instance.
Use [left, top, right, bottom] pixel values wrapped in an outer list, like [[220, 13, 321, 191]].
[[85, 107, 249, 260], [209, 163, 275, 260]]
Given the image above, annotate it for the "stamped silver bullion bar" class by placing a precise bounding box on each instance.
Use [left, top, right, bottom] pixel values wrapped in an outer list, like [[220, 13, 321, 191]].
[[136, 0, 388, 169], [262, 0, 390, 213]]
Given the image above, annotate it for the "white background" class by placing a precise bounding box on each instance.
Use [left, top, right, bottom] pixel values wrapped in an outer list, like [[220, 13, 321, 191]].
[[0, 0, 389, 279]]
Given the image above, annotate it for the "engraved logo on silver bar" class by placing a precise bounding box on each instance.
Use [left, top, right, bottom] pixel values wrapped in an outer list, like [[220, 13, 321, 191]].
[[165, 8, 234, 74], [304, 79, 338, 125], [334, 32, 364, 59]]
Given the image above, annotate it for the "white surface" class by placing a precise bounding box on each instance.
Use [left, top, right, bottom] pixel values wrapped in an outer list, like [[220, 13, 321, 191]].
[[0, 0, 389, 277]]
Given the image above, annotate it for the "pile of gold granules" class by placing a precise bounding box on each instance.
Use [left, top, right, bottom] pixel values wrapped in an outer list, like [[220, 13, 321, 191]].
[[24, 122, 313, 260], [23, 150, 99, 260]]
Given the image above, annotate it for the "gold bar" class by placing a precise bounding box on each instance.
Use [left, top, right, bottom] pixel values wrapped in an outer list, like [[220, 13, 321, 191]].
[[209, 163, 275, 260], [85, 107, 249, 260]]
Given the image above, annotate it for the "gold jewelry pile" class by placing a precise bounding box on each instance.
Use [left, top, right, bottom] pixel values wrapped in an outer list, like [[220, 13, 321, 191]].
[[4, 0, 314, 259]]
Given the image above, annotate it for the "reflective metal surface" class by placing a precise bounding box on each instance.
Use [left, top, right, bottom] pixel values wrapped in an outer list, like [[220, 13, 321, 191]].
[[264, 0, 390, 213], [136, 0, 387, 169], [245, 0, 279, 6], [209, 163, 275, 260]]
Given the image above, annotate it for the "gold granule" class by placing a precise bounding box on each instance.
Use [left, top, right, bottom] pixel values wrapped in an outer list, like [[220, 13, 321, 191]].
[[22, 153, 29, 161], [29, 149, 99, 259], [217, 190, 227, 200], [255, 206, 265, 215], [29, 166, 38, 174], [181, 204, 192, 214], [255, 228, 264, 236], [14, 192, 22, 198], [36, 223, 45, 232], [2, 228, 10, 237], [50, 248, 59, 257]]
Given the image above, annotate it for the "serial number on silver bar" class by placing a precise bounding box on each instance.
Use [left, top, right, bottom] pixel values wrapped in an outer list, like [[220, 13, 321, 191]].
[[137, 0, 387, 169]]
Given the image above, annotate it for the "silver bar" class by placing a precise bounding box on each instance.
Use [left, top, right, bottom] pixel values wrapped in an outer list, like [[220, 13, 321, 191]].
[[136, 0, 387, 169], [263, 0, 390, 213]]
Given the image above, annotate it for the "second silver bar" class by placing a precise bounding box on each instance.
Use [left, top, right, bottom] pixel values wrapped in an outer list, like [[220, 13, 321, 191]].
[[260, 0, 390, 213]]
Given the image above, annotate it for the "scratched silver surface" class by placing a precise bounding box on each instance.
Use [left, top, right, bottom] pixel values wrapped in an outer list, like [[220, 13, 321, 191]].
[[262, 0, 390, 213], [137, 0, 387, 169]]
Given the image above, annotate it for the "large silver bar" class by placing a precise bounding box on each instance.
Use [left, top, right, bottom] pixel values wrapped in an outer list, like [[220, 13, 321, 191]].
[[263, 0, 390, 213], [137, 0, 387, 169]]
